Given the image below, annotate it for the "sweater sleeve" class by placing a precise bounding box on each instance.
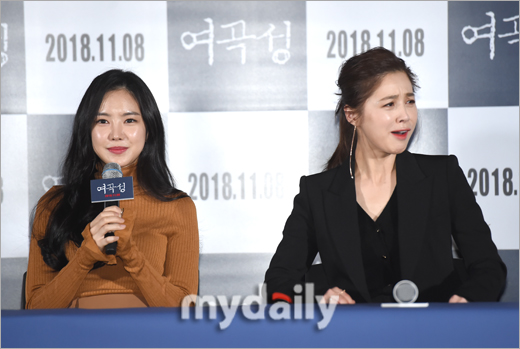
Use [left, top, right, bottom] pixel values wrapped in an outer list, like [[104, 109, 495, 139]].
[[26, 192, 113, 309], [115, 197, 199, 307]]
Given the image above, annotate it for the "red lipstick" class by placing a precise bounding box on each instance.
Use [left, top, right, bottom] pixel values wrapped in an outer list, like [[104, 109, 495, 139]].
[[108, 147, 128, 154], [391, 130, 410, 140]]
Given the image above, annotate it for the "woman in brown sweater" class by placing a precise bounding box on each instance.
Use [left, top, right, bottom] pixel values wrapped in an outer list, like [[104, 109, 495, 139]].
[[26, 70, 199, 309]]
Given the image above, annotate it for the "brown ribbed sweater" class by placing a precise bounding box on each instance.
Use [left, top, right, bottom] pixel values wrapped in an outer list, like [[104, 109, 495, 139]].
[[26, 164, 199, 309]]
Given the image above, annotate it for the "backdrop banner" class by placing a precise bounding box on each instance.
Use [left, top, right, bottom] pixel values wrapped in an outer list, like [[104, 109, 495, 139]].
[[1, 1, 518, 260]]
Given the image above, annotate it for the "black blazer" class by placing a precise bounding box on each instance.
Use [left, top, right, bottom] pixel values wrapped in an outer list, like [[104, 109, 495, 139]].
[[265, 151, 506, 302]]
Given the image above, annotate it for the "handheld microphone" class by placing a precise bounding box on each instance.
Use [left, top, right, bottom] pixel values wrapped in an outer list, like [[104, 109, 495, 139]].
[[102, 162, 123, 255]]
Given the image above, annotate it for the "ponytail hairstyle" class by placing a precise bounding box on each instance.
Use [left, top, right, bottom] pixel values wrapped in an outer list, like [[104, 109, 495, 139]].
[[326, 47, 419, 170], [36, 69, 184, 271]]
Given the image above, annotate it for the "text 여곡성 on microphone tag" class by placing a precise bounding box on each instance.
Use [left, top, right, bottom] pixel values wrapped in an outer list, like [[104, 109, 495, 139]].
[[90, 177, 134, 203]]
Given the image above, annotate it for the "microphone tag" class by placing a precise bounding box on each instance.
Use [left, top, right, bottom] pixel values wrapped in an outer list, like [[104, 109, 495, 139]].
[[90, 177, 134, 203]]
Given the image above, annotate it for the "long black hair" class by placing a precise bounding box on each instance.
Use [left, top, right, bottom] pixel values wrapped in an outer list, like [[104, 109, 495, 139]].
[[36, 69, 184, 271], [326, 47, 419, 170]]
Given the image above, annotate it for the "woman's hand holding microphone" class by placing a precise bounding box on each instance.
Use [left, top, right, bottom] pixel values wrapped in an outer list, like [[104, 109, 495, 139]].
[[89, 206, 125, 252]]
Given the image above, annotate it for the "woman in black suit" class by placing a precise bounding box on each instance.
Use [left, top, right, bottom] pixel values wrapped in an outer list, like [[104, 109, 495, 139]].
[[265, 47, 506, 304]]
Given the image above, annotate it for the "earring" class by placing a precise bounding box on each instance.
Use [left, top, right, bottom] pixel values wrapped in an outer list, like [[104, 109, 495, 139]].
[[349, 125, 356, 179]]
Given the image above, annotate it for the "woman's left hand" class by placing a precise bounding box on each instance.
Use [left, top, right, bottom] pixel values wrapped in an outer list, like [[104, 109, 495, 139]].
[[449, 294, 468, 303], [112, 208, 135, 259], [320, 287, 356, 304]]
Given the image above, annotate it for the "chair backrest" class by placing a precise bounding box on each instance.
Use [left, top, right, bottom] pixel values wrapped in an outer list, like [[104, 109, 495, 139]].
[[21, 271, 27, 309]]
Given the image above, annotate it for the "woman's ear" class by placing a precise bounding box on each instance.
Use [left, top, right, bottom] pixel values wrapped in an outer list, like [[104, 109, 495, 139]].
[[344, 105, 358, 126]]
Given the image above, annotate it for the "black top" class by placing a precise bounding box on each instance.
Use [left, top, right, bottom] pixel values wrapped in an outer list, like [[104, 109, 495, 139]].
[[265, 152, 506, 303], [357, 188, 401, 302]]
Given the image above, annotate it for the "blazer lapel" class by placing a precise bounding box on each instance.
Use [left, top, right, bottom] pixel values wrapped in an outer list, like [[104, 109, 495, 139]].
[[323, 162, 371, 302], [396, 151, 432, 279]]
